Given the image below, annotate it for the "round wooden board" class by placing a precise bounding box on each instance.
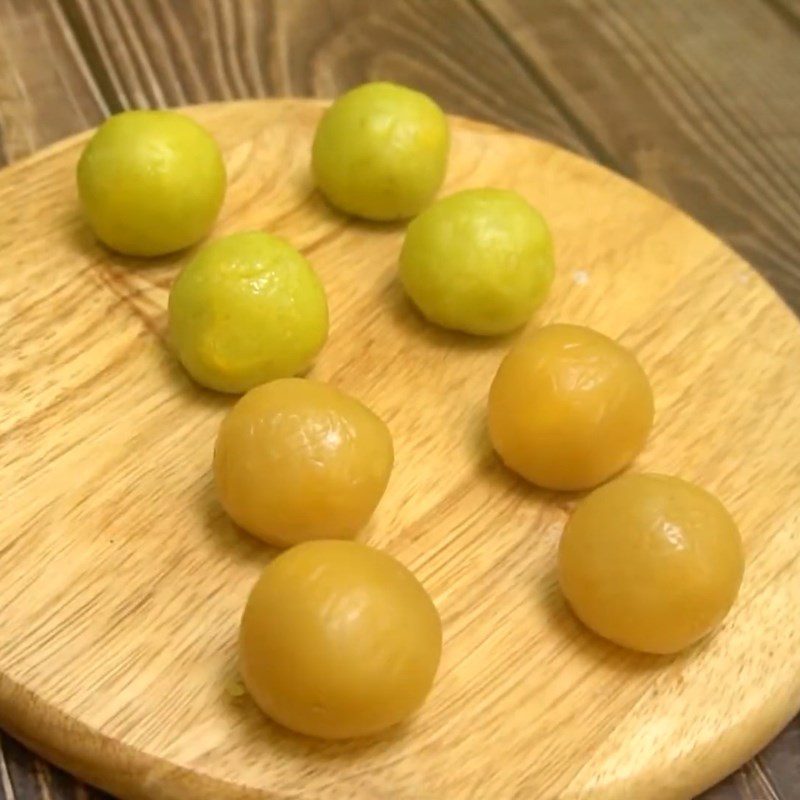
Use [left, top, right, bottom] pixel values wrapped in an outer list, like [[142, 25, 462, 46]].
[[0, 99, 799, 800]]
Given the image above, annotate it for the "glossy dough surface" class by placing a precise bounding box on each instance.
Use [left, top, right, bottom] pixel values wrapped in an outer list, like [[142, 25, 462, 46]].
[[488, 324, 654, 489], [77, 110, 226, 256], [168, 232, 329, 393], [559, 473, 745, 654], [312, 82, 449, 221], [214, 379, 393, 546], [239, 541, 442, 738], [399, 188, 554, 335]]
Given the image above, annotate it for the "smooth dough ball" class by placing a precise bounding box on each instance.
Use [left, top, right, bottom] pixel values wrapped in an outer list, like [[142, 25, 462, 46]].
[[168, 232, 328, 393], [558, 473, 745, 654], [399, 189, 554, 335], [312, 81, 449, 220], [488, 324, 653, 489], [214, 379, 393, 546], [77, 110, 226, 256], [239, 540, 442, 738]]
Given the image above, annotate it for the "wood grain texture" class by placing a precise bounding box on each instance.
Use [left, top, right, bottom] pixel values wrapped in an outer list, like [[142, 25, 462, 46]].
[[58, 0, 587, 155], [764, 0, 800, 29], [2, 5, 584, 792], [1, 1, 799, 798], [0, 1, 113, 793], [758, 720, 800, 799], [473, 0, 800, 310], [0, 0, 104, 165], [0, 735, 110, 800], [0, 99, 799, 800]]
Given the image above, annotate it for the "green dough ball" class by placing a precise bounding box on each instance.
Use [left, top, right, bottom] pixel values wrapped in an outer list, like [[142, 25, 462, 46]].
[[399, 188, 555, 335], [312, 82, 449, 221], [168, 232, 328, 393], [77, 110, 226, 256]]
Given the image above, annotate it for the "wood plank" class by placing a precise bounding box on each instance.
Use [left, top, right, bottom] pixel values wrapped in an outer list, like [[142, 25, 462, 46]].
[[473, 0, 800, 310], [0, 0, 105, 165], [701, 761, 784, 800], [1, 97, 799, 800], [9, 4, 588, 798], [755, 718, 800, 799], [473, 1, 800, 794], [1, 4, 588, 796], [58, 0, 588, 153], [3, 734, 59, 800], [1, 731, 111, 800], [0, 0, 108, 788], [764, 0, 800, 28], [0, 737, 15, 800], [1, 1, 797, 798]]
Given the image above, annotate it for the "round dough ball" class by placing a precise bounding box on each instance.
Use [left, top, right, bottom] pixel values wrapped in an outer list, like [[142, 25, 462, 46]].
[[312, 82, 449, 220], [239, 540, 442, 738], [489, 324, 653, 489], [559, 473, 745, 654], [168, 232, 328, 393], [214, 379, 393, 546], [400, 189, 554, 335], [77, 110, 226, 256]]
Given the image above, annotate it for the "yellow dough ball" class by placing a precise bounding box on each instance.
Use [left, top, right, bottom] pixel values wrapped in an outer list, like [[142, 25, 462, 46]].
[[239, 541, 442, 738], [214, 379, 393, 546], [489, 324, 654, 490], [559, 473, 745, 654]]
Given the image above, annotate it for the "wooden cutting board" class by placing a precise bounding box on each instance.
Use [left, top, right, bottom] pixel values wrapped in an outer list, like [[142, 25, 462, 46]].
[[0, 99, 798, 800]]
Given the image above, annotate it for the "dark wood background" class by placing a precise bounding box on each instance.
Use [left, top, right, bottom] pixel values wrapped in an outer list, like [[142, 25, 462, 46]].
[[0, 1, 798, 798]]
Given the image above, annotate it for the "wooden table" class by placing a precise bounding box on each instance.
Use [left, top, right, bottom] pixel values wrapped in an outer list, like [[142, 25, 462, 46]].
[[0, 2, 797, 798]]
